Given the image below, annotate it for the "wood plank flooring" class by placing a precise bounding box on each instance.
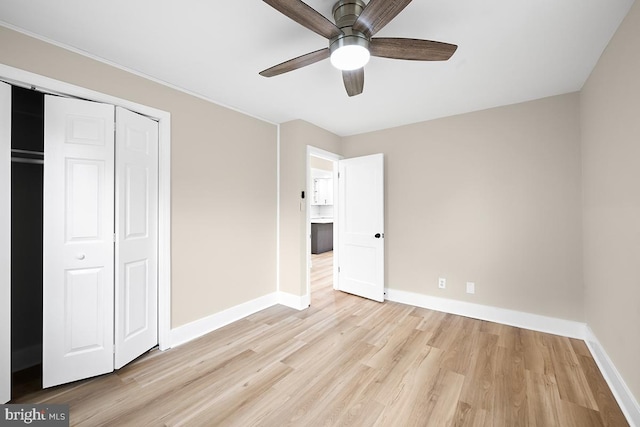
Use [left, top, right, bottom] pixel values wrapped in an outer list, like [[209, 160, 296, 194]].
[[12, 251, 628, 426]]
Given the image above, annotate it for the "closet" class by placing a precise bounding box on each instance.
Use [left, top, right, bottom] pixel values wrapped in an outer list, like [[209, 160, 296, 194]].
[[11, 86, 44, 377], [3, 82, 159, 399]]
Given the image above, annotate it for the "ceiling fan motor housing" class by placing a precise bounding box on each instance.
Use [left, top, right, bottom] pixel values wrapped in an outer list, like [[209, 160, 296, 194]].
[[330, 0, 369, 56]]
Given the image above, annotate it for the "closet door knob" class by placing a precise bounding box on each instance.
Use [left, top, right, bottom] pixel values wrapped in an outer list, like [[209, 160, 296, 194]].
[[76, 253, 86, 260]]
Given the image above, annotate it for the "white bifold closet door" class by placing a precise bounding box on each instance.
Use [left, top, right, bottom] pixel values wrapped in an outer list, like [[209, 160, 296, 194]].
[[43, 95, 158, 388], [43, 96, 115, 388], [114, 107, 158, 370]]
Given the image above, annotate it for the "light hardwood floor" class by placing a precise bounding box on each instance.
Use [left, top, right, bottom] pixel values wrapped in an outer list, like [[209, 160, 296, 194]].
[[12, 251, 628, 426]]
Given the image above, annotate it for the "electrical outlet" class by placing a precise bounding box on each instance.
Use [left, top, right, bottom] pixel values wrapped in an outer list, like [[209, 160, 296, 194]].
[[438, 277, 446, 289], [466, 282, 475, 294]]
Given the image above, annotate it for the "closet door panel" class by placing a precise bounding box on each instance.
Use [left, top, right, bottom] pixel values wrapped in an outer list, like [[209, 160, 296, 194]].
[[43, 95, 115, 388], [66, 159, 104, 240], [115, 107, 158, 369], [64, 268, 106, 353], [0, 82, 11, 404]]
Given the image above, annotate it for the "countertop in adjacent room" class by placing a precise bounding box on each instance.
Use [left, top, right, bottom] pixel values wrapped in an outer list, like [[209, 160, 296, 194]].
[[311, 217, 333, 224]]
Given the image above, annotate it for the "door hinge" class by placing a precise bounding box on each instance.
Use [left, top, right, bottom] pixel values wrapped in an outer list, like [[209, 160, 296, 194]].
[[113, 233, 116, 243], [338, 266, 340, 273]]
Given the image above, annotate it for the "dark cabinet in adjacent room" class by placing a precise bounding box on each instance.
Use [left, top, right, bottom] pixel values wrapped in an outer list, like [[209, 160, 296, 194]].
[[311, 222, 333, 254]]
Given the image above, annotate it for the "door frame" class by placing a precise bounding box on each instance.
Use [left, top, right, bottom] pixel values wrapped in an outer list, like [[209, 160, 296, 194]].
[[0, 63, 172, 351], [0, 82, 11, 403], [305, 146, 342, 305]]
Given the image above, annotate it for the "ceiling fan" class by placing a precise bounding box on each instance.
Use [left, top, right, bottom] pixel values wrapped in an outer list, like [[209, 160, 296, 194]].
[[259, 0, 458, 97]]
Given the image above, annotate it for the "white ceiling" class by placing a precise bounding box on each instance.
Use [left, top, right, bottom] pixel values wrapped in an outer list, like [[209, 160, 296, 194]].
[[0, 0, 635, 136]]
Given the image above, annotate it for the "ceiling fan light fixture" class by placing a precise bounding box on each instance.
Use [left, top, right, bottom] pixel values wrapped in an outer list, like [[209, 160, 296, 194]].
[[330, 34, 370, 71]]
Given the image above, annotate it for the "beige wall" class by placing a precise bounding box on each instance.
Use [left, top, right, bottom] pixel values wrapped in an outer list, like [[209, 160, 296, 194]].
[[279, 120, 341, 296], [341, 94, 584, 321], [310, 156, 333, 171], [0, 27, 278, 328], [581, 0, 640, 402]]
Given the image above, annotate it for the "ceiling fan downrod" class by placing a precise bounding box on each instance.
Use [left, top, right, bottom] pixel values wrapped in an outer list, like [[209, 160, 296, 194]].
[[332, 0, 366, 28]]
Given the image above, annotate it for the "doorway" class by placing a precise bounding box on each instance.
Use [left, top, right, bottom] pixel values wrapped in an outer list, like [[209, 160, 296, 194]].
[[306, 147, 341, 305], [305, 149, 386, 306]]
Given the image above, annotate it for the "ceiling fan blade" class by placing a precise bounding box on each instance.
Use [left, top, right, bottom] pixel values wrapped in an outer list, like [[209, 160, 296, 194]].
[[260, 48, 330, 77], [352, 0, 413, 37], [342, 68, 364, 97], [263, 0, 343, 39], [370, 38, 458, 61]]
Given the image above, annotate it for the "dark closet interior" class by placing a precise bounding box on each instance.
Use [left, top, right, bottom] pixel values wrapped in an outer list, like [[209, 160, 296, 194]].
[[10, 85, 44, 397]]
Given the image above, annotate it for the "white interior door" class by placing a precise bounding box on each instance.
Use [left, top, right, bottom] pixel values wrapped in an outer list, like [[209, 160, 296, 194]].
[[43, 95, 115, 388], [337, 153, 385, 302], [114, 107, 158, 369], [0, 82, 11, 403]]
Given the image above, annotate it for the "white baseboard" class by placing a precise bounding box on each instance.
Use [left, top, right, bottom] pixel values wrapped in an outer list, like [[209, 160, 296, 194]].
[[169, 291, 311, 349], [278, 291, 309, 310], [385, 288, 587, 339], [170, 292, 280, 348], [12, 344, 42, 372], [585, 327, 640, 427]]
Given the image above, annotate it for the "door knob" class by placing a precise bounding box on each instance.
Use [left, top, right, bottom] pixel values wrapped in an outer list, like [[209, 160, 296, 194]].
[[374, 233, 381, 238], [76, 253, 86, 260]]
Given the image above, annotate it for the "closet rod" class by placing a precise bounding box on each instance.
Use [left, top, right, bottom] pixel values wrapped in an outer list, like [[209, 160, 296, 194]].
[[11, 148, 44, 156], [11, 157, 44, 165]]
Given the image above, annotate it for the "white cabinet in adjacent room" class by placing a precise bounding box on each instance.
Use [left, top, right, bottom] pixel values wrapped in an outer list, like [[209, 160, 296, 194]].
[[313, 178, 333, 205], [311, 168, 333, 205]]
